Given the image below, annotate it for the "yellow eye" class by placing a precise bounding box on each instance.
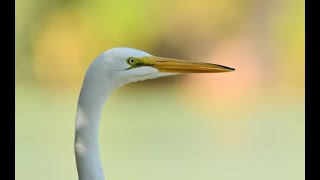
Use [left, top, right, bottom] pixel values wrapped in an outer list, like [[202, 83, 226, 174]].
[[127, 57, 137, 65]]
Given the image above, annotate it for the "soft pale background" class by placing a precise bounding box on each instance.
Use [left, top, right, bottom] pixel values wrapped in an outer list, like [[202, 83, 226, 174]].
[[15, 0, 304, 179]]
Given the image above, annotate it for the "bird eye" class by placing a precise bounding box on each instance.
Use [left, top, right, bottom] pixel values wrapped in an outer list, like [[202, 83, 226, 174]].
[[127, 57, 137, 65]]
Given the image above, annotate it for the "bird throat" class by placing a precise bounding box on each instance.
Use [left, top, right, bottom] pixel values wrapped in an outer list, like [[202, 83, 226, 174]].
[[74, 79, 117, 180]]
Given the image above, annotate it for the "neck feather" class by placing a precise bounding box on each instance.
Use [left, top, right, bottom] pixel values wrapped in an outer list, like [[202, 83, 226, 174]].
[[75, 76, 118, 180]]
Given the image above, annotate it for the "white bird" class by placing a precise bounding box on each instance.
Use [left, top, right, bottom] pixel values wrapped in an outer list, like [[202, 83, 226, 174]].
[[74, 47, 235, 180]]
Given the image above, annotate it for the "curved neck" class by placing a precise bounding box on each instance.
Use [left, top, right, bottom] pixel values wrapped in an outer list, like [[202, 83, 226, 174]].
[[75, 77, 118, 180]]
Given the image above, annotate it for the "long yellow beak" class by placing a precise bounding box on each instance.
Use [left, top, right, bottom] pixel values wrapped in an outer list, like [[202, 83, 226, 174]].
[[136, 56, 235, 73]]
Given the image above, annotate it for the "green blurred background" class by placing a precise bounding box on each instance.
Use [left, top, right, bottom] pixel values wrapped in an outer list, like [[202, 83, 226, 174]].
[[15, 0, 304, 179]]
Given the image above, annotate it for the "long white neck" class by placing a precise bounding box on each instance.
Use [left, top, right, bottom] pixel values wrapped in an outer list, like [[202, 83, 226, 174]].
[[75, 75, 119, 180]]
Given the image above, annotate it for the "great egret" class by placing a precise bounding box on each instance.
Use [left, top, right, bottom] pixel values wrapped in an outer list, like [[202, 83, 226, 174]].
[[75, 47, 235, 180]]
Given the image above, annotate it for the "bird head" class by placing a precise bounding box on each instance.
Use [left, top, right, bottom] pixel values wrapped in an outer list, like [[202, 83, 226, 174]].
[[85, 47, 235, 88]]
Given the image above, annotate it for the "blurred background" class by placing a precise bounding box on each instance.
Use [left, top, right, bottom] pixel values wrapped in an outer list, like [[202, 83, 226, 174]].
[[15, 0, 304, 179]]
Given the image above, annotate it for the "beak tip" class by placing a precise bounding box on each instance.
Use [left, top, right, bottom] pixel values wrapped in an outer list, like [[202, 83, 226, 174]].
[[226, 67, 235, 72]]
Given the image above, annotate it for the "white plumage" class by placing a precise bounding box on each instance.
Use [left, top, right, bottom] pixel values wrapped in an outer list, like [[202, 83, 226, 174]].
[[75, 47, 234, 180]]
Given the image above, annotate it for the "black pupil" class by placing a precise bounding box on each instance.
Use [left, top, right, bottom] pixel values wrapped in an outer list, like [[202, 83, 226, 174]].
[[130, 59, 134, 63]]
